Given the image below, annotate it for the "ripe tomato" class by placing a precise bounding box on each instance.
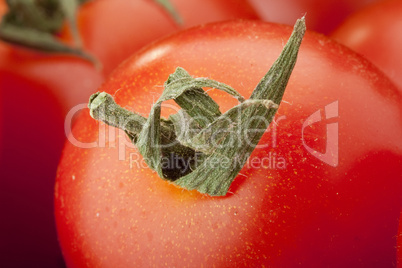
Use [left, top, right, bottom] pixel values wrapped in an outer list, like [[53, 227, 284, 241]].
[[248, 0, 379, 34], [0, 1, 259, 267], [55, 19, 402, 267], [331, 0, 402, 92], [0, 41, 103, 268], [0, 1, 103, 267], [77, 0, 258, 76]]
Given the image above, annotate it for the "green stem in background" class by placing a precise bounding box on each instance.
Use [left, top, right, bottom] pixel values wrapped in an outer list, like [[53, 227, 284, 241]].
[[152, 0, 183, 25], [0, 0, 96, 63], [88, 17, 306, 196], [60, 0, 84, 48]]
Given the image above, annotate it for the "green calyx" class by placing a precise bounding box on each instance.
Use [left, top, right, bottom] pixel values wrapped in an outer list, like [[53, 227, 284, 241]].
[[0, 0, 95, 61], [88, 18, 306, 196]]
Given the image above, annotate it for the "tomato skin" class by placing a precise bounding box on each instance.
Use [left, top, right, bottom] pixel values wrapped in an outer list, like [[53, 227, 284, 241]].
[[77, 0, 258, 76], [55, 20, 402, 267], [331, 0, 402, 93], [248, 0, 379, 34]]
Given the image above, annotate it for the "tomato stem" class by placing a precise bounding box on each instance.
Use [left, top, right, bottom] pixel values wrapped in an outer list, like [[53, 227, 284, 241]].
[[89, 92, 147, 137], [88, 17, 306, 196], [152, 0, 183, 25], [0, 0, 97, 63], [89, 91, 200, 180]]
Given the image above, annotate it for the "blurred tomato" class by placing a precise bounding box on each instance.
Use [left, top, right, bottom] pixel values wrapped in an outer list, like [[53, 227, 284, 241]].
[[0, 1, 96, 267], [77, 0, 259, 76], [331, 0, 402, 92], [0, 41, 103, 268], [248, 0, 379, 34]]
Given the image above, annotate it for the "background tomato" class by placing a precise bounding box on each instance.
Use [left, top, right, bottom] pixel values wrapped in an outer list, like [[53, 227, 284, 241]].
[[76, 0, 258, 76], [0, 42, 103, 268], [55, 20, 402, 267], [248, 0, 379, 34], [0, 1, 258, 267], [331, 0, 402, 92]]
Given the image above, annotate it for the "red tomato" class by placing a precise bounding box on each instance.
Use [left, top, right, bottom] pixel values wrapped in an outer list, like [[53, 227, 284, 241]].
[[77, 0, 259, 76], [55, 20, 402, 267], [0, 1, 258, 267], [0, 42, 103, 268], [331, 0, 402, 92], [0, 1, 103, 267], [248, 0, 379, 34]]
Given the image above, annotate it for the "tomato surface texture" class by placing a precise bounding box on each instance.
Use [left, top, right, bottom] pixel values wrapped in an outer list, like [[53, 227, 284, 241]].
[[55, 20, 402, 267]]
